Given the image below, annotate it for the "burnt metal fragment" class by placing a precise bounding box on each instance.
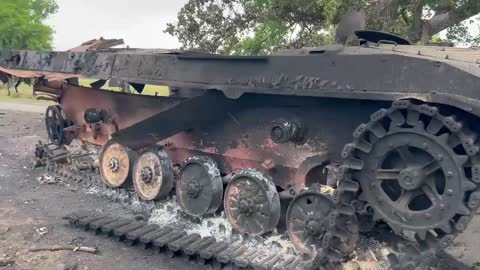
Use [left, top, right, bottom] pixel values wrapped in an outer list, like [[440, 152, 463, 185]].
[[270, 119, 305, 144], [84, 108, 107, 124]]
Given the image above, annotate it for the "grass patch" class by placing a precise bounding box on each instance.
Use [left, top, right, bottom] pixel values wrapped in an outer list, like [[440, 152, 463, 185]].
[[79, 79, 170, 96], [0, 83, 45, 102]]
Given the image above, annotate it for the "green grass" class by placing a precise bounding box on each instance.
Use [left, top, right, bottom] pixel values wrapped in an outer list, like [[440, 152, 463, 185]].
[[0, 79, 170, 103], [0, 83, 50, 102], [79, 79, 170, 96]]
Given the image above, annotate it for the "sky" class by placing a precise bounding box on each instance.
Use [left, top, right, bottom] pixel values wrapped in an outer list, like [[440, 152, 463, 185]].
[[46, 0, 188, 50], [46, 0, 479, 51]]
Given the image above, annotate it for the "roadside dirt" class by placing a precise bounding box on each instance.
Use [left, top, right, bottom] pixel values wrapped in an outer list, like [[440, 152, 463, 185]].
[[0, 104, 205, 270], [0, 100, 479, 270]]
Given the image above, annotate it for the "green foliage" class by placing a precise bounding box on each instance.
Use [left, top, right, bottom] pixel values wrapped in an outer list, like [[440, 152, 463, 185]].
[[229, 20, 289, 55], [445, 16, 479, 44], [165, 0, 345, 55], [0, 0, 58, 50], [167, 0, 480, 54], [430, 35, 446, 43]]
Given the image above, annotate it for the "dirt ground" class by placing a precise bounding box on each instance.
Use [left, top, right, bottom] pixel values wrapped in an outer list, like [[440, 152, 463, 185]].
[[0, 100, 479, 270], [0, 101, 209, 270]]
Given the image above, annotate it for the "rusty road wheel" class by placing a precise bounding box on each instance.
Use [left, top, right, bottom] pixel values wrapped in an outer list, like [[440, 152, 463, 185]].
[[224, 169, 280, 236], [286, 190, 334, 257], [99, 142, 136, 188], [176, 156, 223, 217], [132, 147, 174, 201]]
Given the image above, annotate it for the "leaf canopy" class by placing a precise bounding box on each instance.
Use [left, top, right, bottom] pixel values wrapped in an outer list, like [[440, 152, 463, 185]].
[[0, 0, 58, 50]]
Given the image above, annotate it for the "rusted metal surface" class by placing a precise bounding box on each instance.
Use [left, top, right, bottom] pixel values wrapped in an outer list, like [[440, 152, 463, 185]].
[[56, 84, 182, 146], [153, 96, 381, 191], [68, 38, 124, 52], [0, 66, 79, 80], [111, 91, 235, 149], [34, 79, 350, 192], [38, 91, 375, 191]]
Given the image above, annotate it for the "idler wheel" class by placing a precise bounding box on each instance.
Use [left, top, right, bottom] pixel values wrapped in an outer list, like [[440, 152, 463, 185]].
[[132, 147, 174, 201], [286, 190, 334, 257], [176, 156, 223, 217], [224, 169, 280, 236], [45, 105, 66, 146], [99, 142, 136, 188]]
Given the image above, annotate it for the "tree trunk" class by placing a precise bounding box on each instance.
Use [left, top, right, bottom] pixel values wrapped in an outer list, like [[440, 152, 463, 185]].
[[407, 0, 480, 44], [420, 20, 434, 44], [378, 0, 402, 19]]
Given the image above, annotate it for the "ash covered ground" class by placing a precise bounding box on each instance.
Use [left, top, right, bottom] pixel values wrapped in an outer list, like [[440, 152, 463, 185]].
[[0, 100, 479, 270]]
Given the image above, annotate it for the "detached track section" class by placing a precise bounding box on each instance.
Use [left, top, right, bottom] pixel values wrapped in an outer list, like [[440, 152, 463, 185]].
[[45, 160, 314, 270], [64, 211, 312, 270]]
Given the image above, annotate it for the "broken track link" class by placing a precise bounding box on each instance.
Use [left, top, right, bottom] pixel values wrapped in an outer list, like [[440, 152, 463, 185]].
[[63, 211, 313, 270], [312, 160, 360, 268]]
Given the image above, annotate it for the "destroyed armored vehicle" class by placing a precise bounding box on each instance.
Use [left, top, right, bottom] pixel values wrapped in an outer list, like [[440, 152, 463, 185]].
[[1, 32, 479, 269]]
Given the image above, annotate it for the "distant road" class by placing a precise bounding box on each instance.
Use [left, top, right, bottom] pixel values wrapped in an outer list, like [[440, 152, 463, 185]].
[[0, 100, 47, 113]]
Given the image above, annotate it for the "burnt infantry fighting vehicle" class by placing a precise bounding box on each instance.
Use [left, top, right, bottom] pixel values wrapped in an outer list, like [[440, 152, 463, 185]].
[[1, 31, 480, 269]]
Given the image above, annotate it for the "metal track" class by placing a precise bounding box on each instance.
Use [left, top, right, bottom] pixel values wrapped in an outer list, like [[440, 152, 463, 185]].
[[45, 152, 405, 270], [63, 211, 312, 270], [43, 133, 475, 270], [46, 158, 314, 270]]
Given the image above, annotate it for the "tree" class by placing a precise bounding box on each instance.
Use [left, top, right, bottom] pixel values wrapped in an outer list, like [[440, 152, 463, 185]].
[[166, 0, 480, 55], [368, 0, 480, 44], [0, 0, 58, 50]]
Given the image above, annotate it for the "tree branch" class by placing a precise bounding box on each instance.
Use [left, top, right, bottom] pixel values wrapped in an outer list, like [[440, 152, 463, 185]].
[[29, 246, 98, 254], [400, 7, 409, 24], [408, 0, 480, 43], [428, 1, 480, 35]]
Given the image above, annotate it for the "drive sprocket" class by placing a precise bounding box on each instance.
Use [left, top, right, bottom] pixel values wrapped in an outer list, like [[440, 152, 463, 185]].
[[342, 100, 480, 249]]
